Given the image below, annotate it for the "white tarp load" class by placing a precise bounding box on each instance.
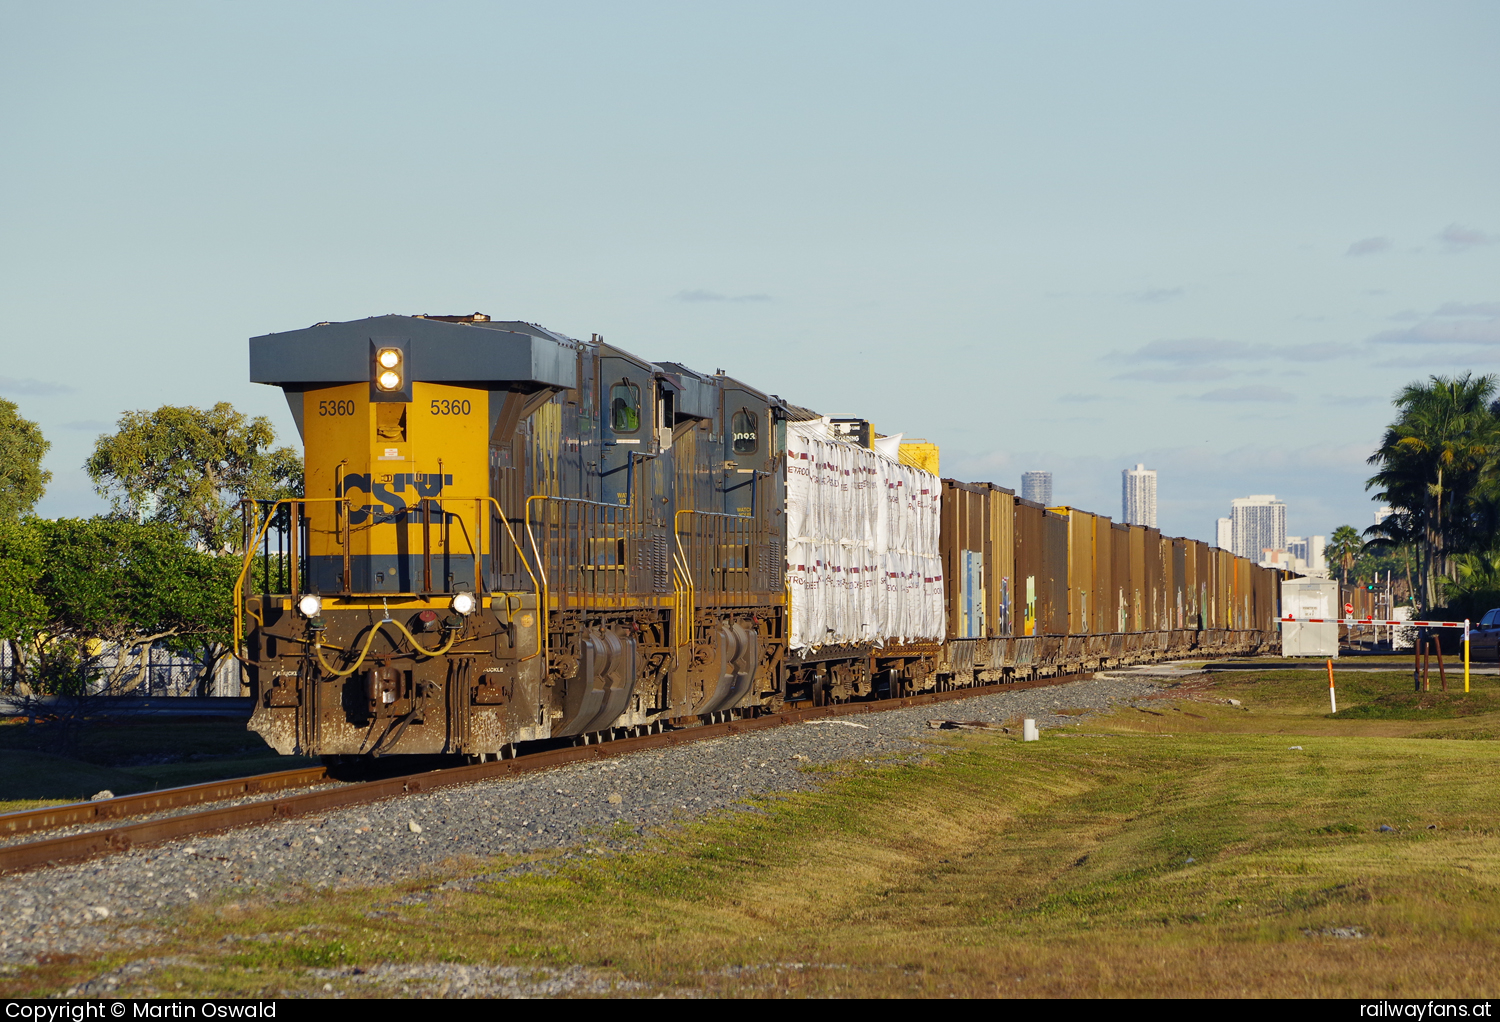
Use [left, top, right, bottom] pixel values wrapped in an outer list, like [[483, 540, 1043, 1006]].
[[784, 420, 944, 652]]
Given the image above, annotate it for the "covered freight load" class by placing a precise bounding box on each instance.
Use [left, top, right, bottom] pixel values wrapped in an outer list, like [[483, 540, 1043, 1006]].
[[784, 420, 944, 652]]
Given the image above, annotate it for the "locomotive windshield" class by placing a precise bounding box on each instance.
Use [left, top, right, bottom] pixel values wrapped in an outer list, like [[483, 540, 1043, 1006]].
[[610, 380, 641, 433], [732, 408, 758, 454]]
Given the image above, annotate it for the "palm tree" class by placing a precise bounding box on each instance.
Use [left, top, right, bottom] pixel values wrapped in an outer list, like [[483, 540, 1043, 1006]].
[[1366, 373, 1500, 610], [1326, 525, 1362, 586]]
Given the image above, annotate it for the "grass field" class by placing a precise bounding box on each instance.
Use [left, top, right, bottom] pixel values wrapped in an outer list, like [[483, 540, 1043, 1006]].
[[6, 666, 1500, 998]]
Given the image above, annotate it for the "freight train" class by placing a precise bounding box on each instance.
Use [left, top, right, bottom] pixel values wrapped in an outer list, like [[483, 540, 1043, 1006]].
[[238, 315, 1286, 758]]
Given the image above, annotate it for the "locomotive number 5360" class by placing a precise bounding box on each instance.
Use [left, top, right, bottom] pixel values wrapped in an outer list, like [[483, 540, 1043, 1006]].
[[431, 399, 472, 415]]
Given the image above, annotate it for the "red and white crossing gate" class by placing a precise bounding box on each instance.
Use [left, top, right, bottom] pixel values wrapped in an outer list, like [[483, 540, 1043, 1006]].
[[1280, 616, 1469, 633]]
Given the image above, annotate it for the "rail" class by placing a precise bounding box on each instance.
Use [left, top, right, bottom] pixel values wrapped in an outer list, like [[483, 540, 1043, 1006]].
[[0, 665, 1112, 876]]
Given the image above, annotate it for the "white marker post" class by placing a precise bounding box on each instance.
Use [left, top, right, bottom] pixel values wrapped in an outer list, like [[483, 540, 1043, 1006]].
[[1023, 719, 1039, 742], [1326, 658, 1337, 714]]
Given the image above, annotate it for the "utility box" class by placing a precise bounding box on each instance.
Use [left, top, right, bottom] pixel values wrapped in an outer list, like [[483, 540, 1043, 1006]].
[[1281, 578, 1340, 657]]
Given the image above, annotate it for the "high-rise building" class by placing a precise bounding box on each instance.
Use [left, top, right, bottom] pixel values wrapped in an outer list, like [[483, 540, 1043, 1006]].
[[1286, 535, 1327, 575], [1122, 464, 1157, 527], [1216, 517, 1232, 550], [1229, 495, 1287, 563], [1021, 471, 1052, 506]]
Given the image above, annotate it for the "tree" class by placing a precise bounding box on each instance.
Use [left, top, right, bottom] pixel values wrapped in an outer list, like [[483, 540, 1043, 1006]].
[[0, 399, 51, 519], [13, 518, 239, 697], [1366, 373, 1500, 610], [1326, 525, 1363, 586], [0, 519, 46, 692], [85, 403, 302, 553]]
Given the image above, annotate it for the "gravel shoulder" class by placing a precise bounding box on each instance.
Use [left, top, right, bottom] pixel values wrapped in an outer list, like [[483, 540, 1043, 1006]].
[[0, 672, 1186, 976]]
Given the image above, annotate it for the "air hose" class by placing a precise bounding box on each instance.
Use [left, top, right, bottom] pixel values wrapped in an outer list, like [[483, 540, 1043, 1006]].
[[313, 618, 460, 677]]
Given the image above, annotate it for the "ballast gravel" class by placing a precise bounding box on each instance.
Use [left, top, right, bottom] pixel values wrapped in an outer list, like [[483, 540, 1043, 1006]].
[[0, 671, 1184, 979]]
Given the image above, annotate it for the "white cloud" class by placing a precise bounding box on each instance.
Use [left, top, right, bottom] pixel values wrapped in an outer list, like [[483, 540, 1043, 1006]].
[[0, 376, 71, 396], [1115, 366, 1235, 382], [1436, 224, 1498, 252], [1127, 287, 1184, 303], [1197, 385, 1295, 403], [1346, 236, 1392, 257]]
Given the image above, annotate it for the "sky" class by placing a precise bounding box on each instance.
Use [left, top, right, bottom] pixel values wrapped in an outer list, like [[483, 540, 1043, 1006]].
[[2, 1, 1497, 543]]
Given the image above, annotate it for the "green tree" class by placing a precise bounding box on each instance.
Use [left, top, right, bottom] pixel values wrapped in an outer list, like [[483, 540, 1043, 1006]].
[[85, 403, 302, 553], [0, 519, 46, 692], [0, 399, 51, 519], [25, 518, 239, 696], [1439, 550, 1500, 622], [1325, 525, 1363, 586], [1366, 373, 1500, 610]]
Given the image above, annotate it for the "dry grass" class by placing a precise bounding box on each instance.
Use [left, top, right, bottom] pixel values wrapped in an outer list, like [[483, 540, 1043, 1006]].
[[7, 670, 1500, 998]]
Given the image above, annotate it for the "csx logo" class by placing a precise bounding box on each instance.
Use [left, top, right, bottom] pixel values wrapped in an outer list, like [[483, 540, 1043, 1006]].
[[339, 472, 454, 524]]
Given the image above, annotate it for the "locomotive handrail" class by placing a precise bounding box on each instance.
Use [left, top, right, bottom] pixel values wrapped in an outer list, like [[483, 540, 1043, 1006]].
[[234, 495, 540, 666], [233, 497, 345, 665], [522, 492, 647, 666], [671, 508, 757, 650]]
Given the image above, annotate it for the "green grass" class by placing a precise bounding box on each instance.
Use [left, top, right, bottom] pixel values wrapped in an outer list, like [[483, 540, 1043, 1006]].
[[7, 671, 1500, 998]]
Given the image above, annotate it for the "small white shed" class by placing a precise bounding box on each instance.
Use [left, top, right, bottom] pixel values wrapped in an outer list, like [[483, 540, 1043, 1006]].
[[1281, 577, 1340, 658]]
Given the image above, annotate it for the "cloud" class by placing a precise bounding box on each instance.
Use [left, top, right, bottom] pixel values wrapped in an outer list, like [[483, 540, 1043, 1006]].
[[1434, 301, 1500, 317], [0, 376, 71, 396], [1295, 342, 1359, 361], [1368, 321, 1500, 347], [672, 289, 772, 303], [1127, 287, 1184, 303], [1058, 393, 1104, 403], [1365, 300, 1500, 351], [1197, 386, 1295, 403], [1437, 224, 1498, 252], [1346, 236, 1393, 257], [1108, 338, 1356, 367], [1108, 338, 1261, 364], [1374, 349, 1500, 369], [1115, 366, 1235, 382]]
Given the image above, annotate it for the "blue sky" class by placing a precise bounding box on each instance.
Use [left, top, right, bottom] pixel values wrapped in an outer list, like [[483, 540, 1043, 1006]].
[[2, 2, 1497, 542]]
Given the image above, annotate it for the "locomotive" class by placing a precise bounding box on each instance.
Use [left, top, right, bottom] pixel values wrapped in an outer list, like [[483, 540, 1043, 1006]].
[[238, 314, 1284, 758]]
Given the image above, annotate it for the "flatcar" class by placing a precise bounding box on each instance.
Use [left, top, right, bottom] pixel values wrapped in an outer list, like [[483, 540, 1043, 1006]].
[[237, 314, 1284, 758]]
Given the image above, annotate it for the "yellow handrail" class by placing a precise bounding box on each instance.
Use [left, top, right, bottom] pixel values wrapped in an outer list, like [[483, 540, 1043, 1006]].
[[235, 495, 541, 665], [671, 508, 757, 649], [233, 497, 348, 663], [672, 509, 696, 649]]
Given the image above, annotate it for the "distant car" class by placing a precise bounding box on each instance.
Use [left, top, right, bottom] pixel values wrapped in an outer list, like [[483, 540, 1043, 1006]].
[[1472, 609, 1500, 660]]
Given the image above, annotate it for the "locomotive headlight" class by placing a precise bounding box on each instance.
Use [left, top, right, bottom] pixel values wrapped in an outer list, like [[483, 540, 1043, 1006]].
[[377, 369, 402, 391], [377, 348, 402, 370], [450, 592, 476, 617], [298, 594, 323, 618]]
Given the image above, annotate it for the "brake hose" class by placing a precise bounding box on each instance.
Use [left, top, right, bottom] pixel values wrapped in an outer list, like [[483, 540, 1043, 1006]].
[[313, 619, 460, 677]]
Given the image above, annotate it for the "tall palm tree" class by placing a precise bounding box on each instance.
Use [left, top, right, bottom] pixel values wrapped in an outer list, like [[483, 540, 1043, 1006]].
[[1366, 373, 1500, 610], [1326, 525, 1362, 586]]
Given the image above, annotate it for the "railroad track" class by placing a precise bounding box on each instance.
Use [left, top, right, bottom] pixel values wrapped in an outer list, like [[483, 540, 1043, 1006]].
[[0, 669, 1114, 876]]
